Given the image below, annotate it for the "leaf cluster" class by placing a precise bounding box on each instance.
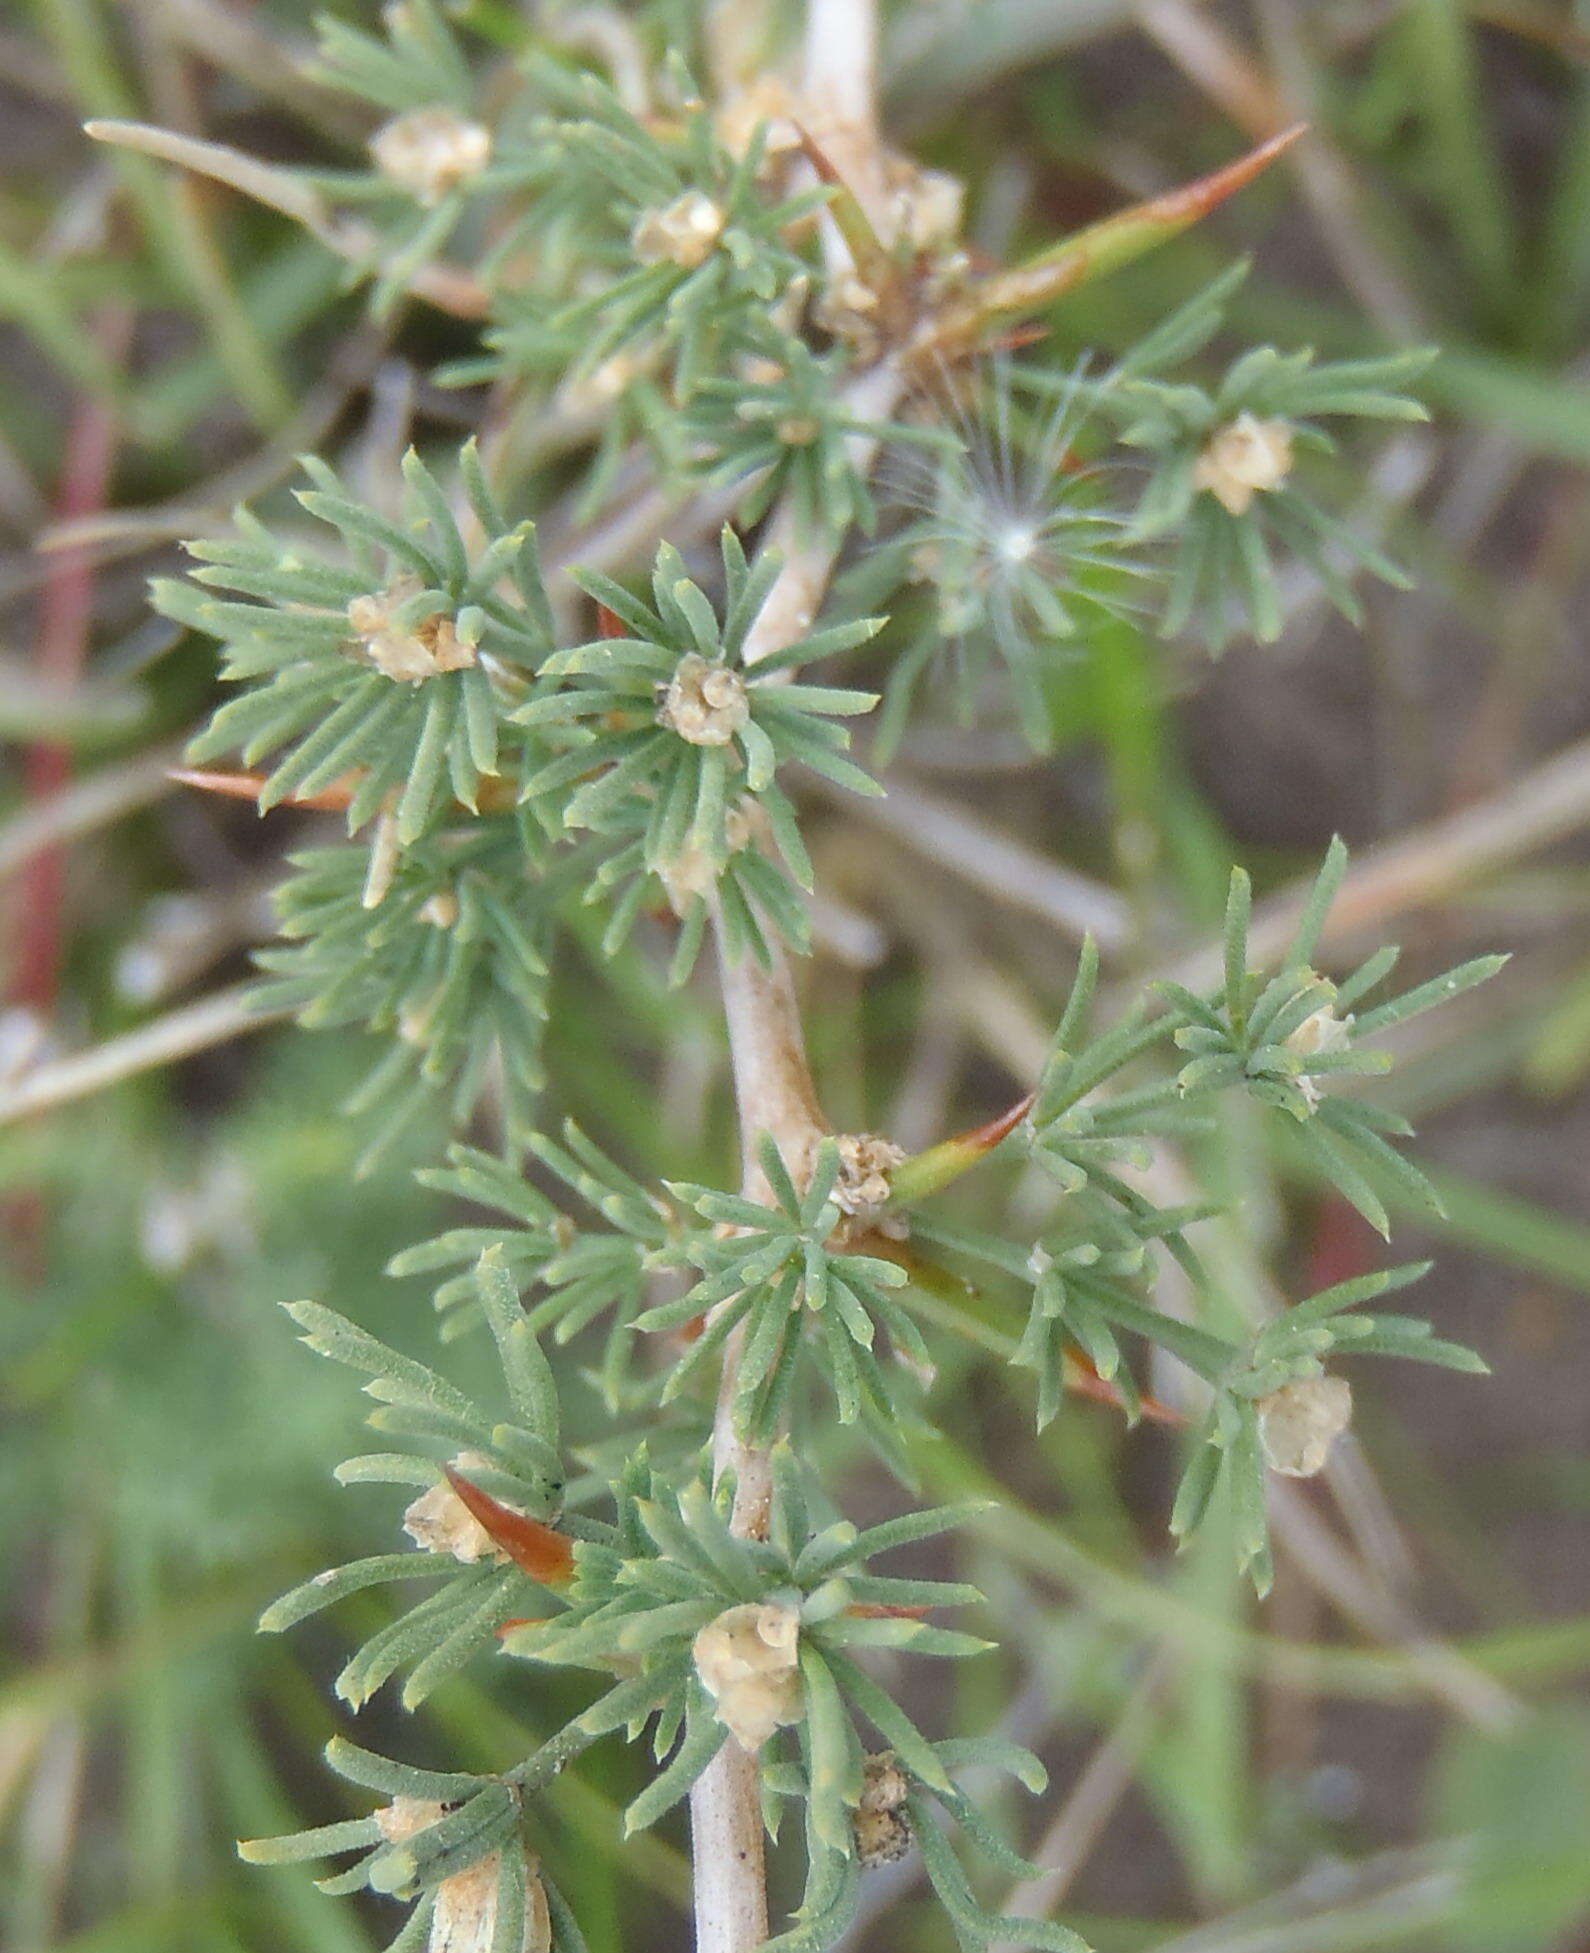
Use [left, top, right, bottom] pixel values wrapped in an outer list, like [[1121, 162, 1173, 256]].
[[160, 443, 553, 847], [482, 62, 822, 402], [261, 1264, 568, 1712], [1157, 838, 1506, 1236], [500, 1446, 1077, 1953], [252, 817, 559, 1151], [518, 531, 880, 977], [1102, 264, 1435, 643], [241, 1739, 588, 1953], [1166, 1261, 1488, 1592]]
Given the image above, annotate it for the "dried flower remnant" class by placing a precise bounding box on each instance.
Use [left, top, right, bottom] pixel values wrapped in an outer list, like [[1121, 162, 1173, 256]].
[[429, 1852, 552, 1953], [377, 1795, 447, 1843], [656, 654, 749, 746], [420, 887, 460, 929], [1285, 998, 1354, 1111], [658, 802, 758, 913], [631, 191, 725, 269], [1192, 412, 1294, 515], [369, 106, 492, 206], [348, 579, 475, 683], [403, 1452, 518, 1564], [374, 1808, 552, 1953], [715, 75, 804, 168], [812, 1131, 906, 1218], [882, 159, 965, 255], [854, 1750, 913, 1868], [814, 272, 883, 357], [1257, 1374, 1353, 1477], [692, 1600, 803, 1752]]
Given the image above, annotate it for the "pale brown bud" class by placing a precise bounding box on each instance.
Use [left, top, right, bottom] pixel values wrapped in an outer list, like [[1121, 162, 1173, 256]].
[[657, 654, 749, 747], [377, 1796, 446, 1843], [1192, 413, 1294, 516], [1285, 1000, 1354, 1111], [692, 1601, 803, 1752], [1257, 1375, 1353, 1478], [402, 1453, 520, 1564], [814, 274, 882, 358], [854, 1751, 912, 1868], [369, 106, 491, 207], [657, 801, 757, 913], [631, 191, 724, 270], [884, 160, 965, 253], [374, 1804, 551, 1952], [348, 577, 475, 684], [428, 1852, 552, 1953], [714, 76, 803, 167], [824, 1133, 907, 1217]]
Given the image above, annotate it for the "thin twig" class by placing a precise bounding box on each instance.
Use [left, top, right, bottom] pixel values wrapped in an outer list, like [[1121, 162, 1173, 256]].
[[0, 746, 186, 884], [988, 1649, 1175, 1952], [690, 931, 828, 1953], [12, 307, 131, 1012], [815, 773, 1135, 950], [1160, 730, 1590, 991], [0, 985, 286, 1125], [1267, 1483, 1521, 1733], [84, 120, 489, 319], [690, 25, 892, 1942], [1149, 1840, 1467, 1953]]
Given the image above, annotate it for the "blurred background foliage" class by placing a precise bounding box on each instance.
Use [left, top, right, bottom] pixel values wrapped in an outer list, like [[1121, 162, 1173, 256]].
[[2, 1, 1590, 1950]]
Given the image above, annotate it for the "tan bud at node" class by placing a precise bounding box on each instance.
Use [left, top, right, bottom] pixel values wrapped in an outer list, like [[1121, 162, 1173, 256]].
[[1192, 413, 1294, 516], [714, 76, 804, 167], [428, 1853, 552, 1953], [657, 803, 757, 914], [376, 1795, 446, 1843], [657, 654, 749, 746], [369, 106, 491, 207], [692, 1601, 803, 1753], [631, 191, 724, 270], [854, 1751, 912, 1868], [1257, 1375, 1353, 1477], [374, 1804, 551, 1951], [1285, 1000, 1354, 1110], [826, 1133, 907, 1217], [402, 1453, 520, 1564], [348, 577, 475, 683]]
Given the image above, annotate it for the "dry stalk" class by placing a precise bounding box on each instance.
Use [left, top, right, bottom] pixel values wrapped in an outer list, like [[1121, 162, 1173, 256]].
[[689, 16, 892, 1939]]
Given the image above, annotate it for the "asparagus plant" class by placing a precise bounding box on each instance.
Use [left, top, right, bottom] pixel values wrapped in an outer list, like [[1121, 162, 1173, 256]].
[[119, 4, 1496, 1949]]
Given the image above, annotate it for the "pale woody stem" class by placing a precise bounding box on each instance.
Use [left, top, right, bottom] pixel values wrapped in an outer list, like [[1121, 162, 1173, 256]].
[[690, 6, 880, 1944], [690, 935, 826, 1953], [740, 363, 905, 670]]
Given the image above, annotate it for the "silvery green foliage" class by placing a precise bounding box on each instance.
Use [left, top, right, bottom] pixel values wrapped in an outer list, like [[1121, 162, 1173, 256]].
[[518, 531, 880, 978], [306, 0, 497, 311], [1100, 262, 1435, 644], [648, 1135, 932, 1452], [259, 1262, 567, 1713], [158, 443, 554, 844], [1166, 1260, 1486, 1592], [481, 59, 823, 398], [253, 817, 559, 1147], [159, 13, 1501, 1950], [1156, 837, 1505, 1235], [240, 1738, 589, 1953]]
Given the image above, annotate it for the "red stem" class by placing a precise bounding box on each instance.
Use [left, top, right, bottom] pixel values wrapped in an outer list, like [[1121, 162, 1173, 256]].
[[12, 311, 131, 1013]]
